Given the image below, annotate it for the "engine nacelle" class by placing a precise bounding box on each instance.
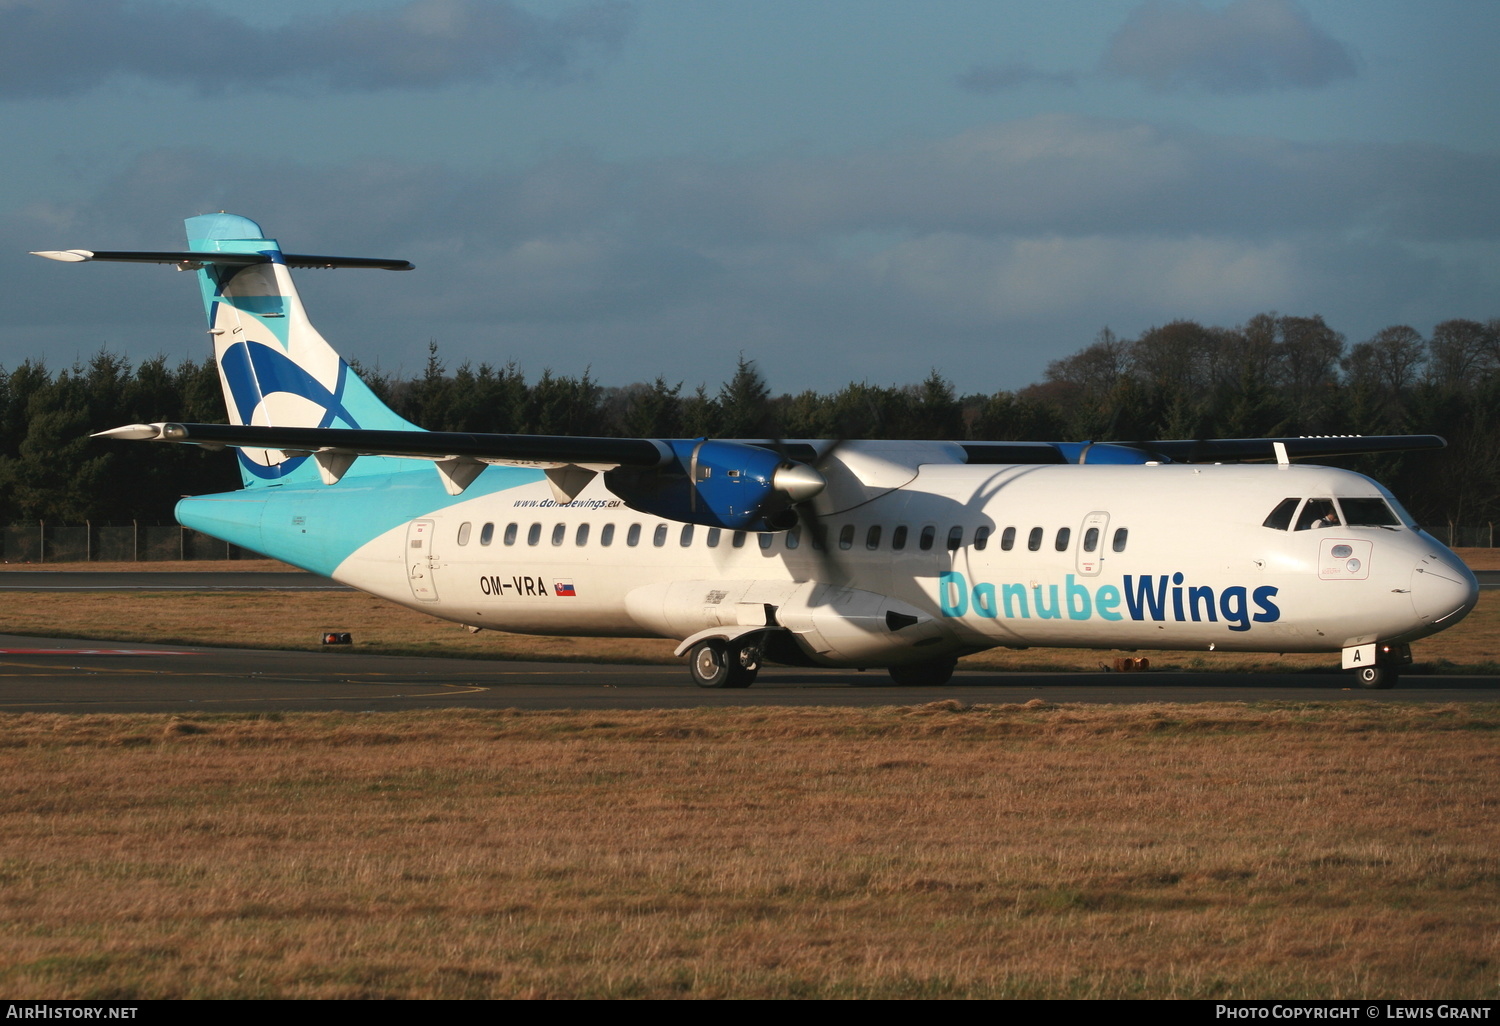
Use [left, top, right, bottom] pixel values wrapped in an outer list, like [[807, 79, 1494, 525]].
[[1053, 441, 1159, 465], [604, 439, 819, 531]]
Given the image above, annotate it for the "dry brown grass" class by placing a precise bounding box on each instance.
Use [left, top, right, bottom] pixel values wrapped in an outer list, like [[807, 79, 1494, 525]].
[[0, 703, 1495, 999], [0, 589, 681, 663], [1455, 548, 1500, 571], [0, 560, 296, 572]]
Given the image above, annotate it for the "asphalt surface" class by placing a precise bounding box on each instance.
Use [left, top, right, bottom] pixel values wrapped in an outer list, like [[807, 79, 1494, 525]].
[[0, 633, 1494, 712]]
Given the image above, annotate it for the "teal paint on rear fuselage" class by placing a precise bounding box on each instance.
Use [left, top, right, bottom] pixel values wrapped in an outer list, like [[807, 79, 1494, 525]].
[[177, 463, 546, 577]]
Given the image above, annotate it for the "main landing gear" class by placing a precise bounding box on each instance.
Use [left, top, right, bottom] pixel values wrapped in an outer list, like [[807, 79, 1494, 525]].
[[689, 637, 761, 689]]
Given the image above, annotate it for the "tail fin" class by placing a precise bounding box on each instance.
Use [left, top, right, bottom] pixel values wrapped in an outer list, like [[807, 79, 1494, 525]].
[[184, 213, 419, 487]]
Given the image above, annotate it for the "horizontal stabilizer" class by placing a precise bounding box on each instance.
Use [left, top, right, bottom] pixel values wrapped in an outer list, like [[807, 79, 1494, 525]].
[[31, 250, 413, 270]]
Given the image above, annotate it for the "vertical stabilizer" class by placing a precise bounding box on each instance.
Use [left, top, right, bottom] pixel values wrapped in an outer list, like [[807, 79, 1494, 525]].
[[184, 214, 418, 487]]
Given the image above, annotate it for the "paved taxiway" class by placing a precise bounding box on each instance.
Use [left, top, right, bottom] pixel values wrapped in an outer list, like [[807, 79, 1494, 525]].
[[0, 634, 1494, 712]]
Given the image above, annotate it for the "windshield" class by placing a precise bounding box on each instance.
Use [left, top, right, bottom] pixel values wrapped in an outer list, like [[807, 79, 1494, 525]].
[[1339, 497, 1402, 528], [1383, 495, 1421, 529]]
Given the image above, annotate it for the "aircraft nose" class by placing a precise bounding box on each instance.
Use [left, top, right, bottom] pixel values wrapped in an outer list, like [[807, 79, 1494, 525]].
[[1410, 551, 1479, 626]]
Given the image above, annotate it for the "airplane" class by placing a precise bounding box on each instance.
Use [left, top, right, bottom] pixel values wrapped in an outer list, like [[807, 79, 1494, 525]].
[[32, 213, 1480, 690]]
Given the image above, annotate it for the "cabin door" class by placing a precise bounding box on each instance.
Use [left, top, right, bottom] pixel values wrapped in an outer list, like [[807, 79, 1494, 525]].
[[406, 519, 440, 602]]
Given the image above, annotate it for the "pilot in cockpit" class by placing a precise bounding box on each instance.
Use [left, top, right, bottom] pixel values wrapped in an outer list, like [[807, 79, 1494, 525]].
[[1297, 499, 1340, 530]]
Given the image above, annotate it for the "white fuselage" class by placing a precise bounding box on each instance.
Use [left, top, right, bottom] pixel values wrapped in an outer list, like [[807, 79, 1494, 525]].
[[323, 458, 1477, 667]]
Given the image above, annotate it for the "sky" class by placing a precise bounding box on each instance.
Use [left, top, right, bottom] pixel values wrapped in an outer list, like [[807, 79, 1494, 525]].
[[2, 0, 1498, 397]]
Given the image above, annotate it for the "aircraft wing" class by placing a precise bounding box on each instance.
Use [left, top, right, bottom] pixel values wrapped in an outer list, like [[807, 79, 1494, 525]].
[[1137, 435, 1445, 462], [101, 423, 1444, 467], [961, 434, 1445, 464], [95, 421, 668, 467], [94, 421, 1446, 526]]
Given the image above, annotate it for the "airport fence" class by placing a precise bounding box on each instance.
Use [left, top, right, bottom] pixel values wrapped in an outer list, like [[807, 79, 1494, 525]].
[[3, 519, 1496, 563], [3, 522, 264, 563]]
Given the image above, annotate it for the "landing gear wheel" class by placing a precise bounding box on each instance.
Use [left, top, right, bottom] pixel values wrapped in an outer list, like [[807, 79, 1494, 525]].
[[887, 659, 957, 687], [689, 639, 759, 689], [729, 640, 761, 688], [1356, 663, 1397, 690]]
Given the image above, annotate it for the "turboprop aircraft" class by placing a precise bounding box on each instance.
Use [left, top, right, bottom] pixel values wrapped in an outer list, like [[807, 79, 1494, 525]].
[[33, 214, 1479, 689]]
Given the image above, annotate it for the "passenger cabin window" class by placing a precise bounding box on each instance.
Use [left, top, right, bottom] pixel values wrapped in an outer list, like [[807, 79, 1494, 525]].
[[1000, 527, 1016, 551], [654, 524, 668, 547], [839, 525, 855, 550], [732, 531, 747, 548], [527, 523, 541, 546], [1082, 527, 1099, 552], [1263, 498, 1300, 531], [786, 528, 801, 550], [575, 524, 589, 546], [627, 524, 641, 547], [866, 526, 882, 550], [1055, 527, 1071, 552], [759, 533, 774, 551], [1340, 497, 1401, 527], [680, 525, 694, 546], [946, 526, 963, 551], [811, 526, 827, 551], [552, 523, 566, 546], [600, 524, 614, 547], [480, 523, 495, 546], [1112, 527, 1128, 552], [503, 523, 517, 546], [457, 522, 472, 545], [974, 526, 990, 551], [707, 528, 721, 547], [919, 526, 936, 551], [1295, 499, 1339, 531], [892, 526, 908, 551], [1027, 527, 1043, 551]]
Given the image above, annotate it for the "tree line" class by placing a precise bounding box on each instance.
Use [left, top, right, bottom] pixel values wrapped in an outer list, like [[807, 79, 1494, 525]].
[[2, 312, 1496, 528]]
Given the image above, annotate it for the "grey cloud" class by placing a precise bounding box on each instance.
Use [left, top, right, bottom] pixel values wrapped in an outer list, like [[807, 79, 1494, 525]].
[[9, 119, 1499, 392], [634, 114, 1500, 245], [0, 0, 633, 98], [955, 62, 1077, 94], [1102, 0, 1356, 93]]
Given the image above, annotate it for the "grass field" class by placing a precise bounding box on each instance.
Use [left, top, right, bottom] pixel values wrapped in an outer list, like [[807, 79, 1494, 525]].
[[0, 702, 1496, 999], [0, 558, 1495, 998]]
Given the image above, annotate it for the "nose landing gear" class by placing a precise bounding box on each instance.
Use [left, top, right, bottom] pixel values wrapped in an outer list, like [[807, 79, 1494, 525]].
[[1346, 642, 1411, 690]]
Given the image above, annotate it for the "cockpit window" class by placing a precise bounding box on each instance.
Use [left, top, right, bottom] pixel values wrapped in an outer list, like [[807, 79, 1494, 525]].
[[1339, 497, 1401, 528], [1385, 495, 1420, 529], [1295, 498, 1339, 531], [1263, 498, 1300, 531]]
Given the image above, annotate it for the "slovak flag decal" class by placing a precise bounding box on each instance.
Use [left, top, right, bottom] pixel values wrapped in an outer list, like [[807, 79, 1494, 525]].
[[555, 581, 577, 597]]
